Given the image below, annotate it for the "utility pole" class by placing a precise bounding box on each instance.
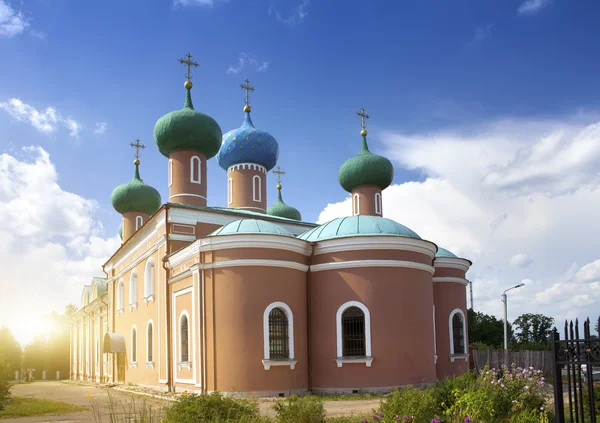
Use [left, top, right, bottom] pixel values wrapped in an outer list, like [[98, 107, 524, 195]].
[[502, 283, 525, 350]]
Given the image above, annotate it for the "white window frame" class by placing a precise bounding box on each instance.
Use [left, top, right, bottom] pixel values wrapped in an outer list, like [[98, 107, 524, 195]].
[[179, 311, 190, 364], [168, 159, 173, 187], [374, 192, 382, 215], [130, 325, 138, 367], [135, 215, 143, 230], [190, 156, 201, 184], [335, 301, 373, 367], [252, 175, 262, 202], [228, 178, 233, 205], [144, 258, 155, 304], [129, 270, 138, 311], [262, 302, 296, 370], [449, 308, 468, 361], [146, 320, 154, 368], [117, 280, 124, 314], [353, 194, 360, 215]]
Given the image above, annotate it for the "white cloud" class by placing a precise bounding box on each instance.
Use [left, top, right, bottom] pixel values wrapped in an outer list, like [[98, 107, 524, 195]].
[[317, 114, 600, 325], [518, 0, 552, 15], [510, 253, 534, 268], [473, 24, 493, 42], [173, 0, 226, 7], [0, 147, 120, 346], [227, 53, 270, 75], [94, 122, 108, 135], [0, 98, 81, 138], [269, 0, 310, 25], [0, 0, 28, 37]]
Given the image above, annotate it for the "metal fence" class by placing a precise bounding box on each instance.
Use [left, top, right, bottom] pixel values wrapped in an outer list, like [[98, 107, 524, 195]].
[[472, 348, 553, 375]]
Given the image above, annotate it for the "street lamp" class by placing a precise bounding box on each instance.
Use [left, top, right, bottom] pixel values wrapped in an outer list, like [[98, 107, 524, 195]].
[[502, 283, 525, 350]]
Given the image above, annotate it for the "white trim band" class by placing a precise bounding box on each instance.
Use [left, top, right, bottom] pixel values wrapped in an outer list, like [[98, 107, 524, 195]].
[[169, 194, 207, 200], [434, 257, 471, 272], [432, 277, 469, 286], [311, 260, 435, 274], [313, 236, 437, 258]]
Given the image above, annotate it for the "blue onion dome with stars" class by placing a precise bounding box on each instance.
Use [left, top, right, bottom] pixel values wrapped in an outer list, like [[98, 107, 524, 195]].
[[217, 79, 279, 171]]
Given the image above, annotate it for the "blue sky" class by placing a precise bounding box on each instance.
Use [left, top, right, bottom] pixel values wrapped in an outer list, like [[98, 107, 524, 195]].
[[2, 0, 600, 345]]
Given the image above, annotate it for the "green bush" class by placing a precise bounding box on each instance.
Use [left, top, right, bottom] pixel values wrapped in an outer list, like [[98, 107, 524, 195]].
[[0, 358, 12, 412], [273, 395, 326, 423], [163, 392, 260, 423], [433, 370, 477, 416], [378, 386, 439, 422]]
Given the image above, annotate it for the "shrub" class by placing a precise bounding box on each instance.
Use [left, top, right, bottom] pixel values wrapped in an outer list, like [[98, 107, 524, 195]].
[[273, 395, 326, 423], [378, 386, 439, 422], [163, 392, 260, 423], [0, 358, 12, 412], [433, 370, 477, 416]]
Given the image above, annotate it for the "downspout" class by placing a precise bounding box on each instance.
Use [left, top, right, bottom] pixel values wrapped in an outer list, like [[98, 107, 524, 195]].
[[161, 205, 173, 392], [102, 264, 116, 384], [100, 295, 109, 383], [307, 242, 315, 393]]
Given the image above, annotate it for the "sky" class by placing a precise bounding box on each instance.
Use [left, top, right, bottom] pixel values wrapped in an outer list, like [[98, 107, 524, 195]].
[[1, 0, 600, 346]]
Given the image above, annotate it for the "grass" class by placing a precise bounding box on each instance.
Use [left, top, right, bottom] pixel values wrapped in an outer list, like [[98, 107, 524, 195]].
[[0, 396, 87, 419]]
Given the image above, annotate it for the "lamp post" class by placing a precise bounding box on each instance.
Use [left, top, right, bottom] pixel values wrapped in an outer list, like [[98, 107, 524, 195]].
[[502, 283, 525, 350]]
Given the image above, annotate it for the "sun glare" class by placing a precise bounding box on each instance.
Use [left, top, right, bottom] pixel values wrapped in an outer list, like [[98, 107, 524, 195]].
[[11, 313, 54, 347]]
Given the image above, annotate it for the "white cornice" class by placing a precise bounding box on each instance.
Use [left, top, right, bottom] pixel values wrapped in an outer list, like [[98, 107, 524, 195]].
[[169, 234, 196, 242], [310, 260, 435, 274], [227, 163, 267, 173], [432, 277, 469, 286], [113, 238, 166, 281], [313, 236, 437, 258], [168, 260, 308, 282], [434, 257, 471, 272]]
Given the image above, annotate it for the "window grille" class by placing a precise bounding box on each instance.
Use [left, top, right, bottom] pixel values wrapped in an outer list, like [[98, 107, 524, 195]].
[[342, 307, 366, 356], [180, 315, 189, 362], [452, 314, 465, 354], [268, 308, 289, 359]]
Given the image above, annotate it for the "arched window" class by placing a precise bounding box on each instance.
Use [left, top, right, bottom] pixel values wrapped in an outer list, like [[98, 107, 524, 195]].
[[135, 215, 143, 230], [252, 175, 262, 202], [180, 313, 189, 363], [190, 156, 201, 184], [449, 309, 467, 355], [336, 301, 372, 366], [353, 194, 360, 215], [131, 326, 137, 363], [227, 178, 233, 204], [129, 271, 138, 310], [168, 159, 173, 187], [374, 192, 382, 215], [262, 302, 295, 370], [147, 321, 154, 363], [117, 280, 124, 312], [268, 308, 289, 358], [144, 258, 155, 302]]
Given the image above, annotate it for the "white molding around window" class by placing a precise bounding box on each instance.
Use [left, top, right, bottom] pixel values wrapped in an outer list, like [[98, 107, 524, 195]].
[[252, 175, 262, 202], [146, 319, 154, 364], [262, 302, 295, 370], [135, 215, 143, 231], [449, 308, 467, 357], [374, 192, 382, 215], [117, 279, 124, 313], [144, 257, 155, 301], [179, 310, 190, 364], [130, 325, 138, 365], [353, 194, 360, 215], [190, 156, 201, 184], [227, 178, 233, 205], [336, 301, 372, 367], [129, 270, 138, 311], [168, 159, 173, 187]]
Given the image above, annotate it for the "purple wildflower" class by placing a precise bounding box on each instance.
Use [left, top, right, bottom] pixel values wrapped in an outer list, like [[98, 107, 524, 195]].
[[464, 418, 472, 423]]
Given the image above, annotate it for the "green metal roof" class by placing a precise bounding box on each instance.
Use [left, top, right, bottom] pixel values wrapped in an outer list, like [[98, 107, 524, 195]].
[[111, 164, 162, 216], [338, 135, 394, 192], [298, 215, 421, 242], [92, 277, 108, 296], [266, 188, 302, 221], [209, 219, 294, 237], [436, 247, 457, 258]]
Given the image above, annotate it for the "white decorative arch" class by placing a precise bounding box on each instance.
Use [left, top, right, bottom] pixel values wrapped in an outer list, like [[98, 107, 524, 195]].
[[130, 325, 138, 366], [179, 310, 190, 363], [146, 319, 154, 365], [135, 215, 143, 231], [262, 302, 295, 370], [227, 178, 233, 204], [190, 156, 201, 184], [144, 257, 155, 303], [116, 280, 124, 313], [336, 301, 372, 367], [353, 194, 360, 215], [129, 270, 138, 311], [374, 192, 382, 215], [252, 175, 262, 202], [168, 159, 173, 187], [448, 308, 467, 357]]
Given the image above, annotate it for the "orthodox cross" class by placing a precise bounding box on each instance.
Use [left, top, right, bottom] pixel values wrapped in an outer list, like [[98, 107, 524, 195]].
[[130, 138, 146, 160], [240, 79, 255, 106], [179, 53, 199, 81], [272, 166, 286, 186], [356, 107, 370, 130]]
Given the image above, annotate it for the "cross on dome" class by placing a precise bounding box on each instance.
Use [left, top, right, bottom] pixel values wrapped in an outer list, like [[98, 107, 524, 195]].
[[356, 107, 369, 136], [179, 53, 199, 89], [273, 165, 285, 189], [129, 138, 146, 164], [240, 79, 255, 112]]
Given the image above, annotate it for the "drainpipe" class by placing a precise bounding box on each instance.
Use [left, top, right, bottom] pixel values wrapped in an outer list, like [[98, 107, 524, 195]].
[[162, 205, 173, 392], [100, 295, 109, 383], [102, 264, 116, 384], [307, 242, 315, 393]]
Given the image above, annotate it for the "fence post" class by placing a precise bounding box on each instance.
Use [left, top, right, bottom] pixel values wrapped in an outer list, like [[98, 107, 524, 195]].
[[551, 328, 565, 423]]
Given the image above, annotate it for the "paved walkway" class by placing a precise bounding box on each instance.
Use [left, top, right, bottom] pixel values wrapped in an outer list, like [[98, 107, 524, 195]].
[[6, 381, 380, 422]]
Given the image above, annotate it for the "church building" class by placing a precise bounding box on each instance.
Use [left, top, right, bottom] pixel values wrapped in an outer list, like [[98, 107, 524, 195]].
[[70, 54, 472, 395]]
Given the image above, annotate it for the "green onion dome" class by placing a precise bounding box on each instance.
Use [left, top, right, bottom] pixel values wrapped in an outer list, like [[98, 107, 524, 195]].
[[267, 186, 302, 221], [154, 87, 222, 159], [338, 135, 394, 192], [111, 162, 162, 216]]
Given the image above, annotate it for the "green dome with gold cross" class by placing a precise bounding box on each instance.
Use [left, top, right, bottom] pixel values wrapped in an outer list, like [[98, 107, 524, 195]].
[[111, 161, 162, 216], [267, 186, 302, 221], [154, 53, 222, 159], [338, 108, 394, 192]]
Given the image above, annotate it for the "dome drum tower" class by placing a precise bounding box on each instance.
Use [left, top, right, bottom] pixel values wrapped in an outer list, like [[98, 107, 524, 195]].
[[168, 150, 208, 207], [227, 163, 267, 212]]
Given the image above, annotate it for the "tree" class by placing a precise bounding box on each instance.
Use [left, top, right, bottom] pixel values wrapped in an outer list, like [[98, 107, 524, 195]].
[[0, 326, 22, 372], [0, 357, 12, 412], [467, 309, 512, 348], [513, 313, 554, 344]]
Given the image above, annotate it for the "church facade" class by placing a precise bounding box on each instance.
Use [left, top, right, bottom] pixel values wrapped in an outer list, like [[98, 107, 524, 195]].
[[70, 55, 471, 395]]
